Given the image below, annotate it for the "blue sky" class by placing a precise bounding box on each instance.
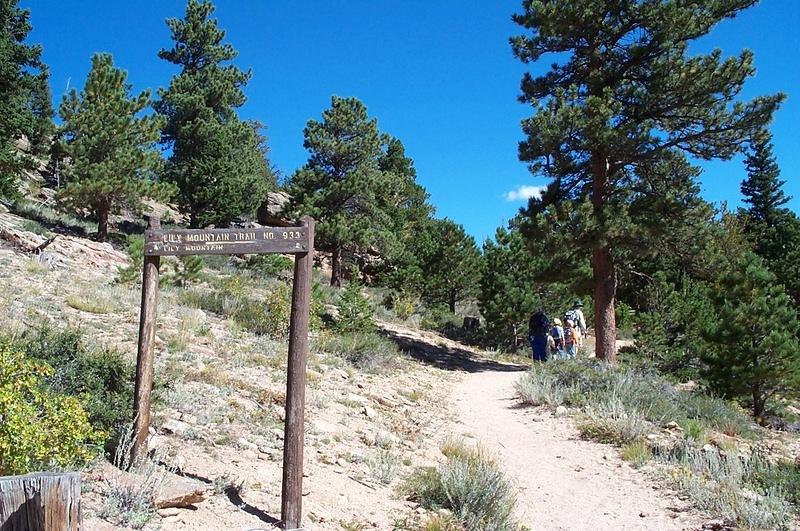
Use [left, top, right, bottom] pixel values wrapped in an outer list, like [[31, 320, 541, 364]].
[[27, 1, 799, 243]]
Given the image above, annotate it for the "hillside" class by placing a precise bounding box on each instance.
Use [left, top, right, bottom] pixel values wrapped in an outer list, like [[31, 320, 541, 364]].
[[6, 204, 797, 531]]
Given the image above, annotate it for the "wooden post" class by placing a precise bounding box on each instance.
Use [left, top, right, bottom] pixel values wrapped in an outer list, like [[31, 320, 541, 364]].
[[0, 472, 81, 530], [281, 216, 314, 530], [131, 216, 161, 464]]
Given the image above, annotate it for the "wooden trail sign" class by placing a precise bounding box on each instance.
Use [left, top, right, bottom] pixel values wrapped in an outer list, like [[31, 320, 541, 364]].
[[132, 216, 315, 530]]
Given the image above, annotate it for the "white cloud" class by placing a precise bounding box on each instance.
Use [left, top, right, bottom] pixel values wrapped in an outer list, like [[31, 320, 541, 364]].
[[504, 185, 546, 202]]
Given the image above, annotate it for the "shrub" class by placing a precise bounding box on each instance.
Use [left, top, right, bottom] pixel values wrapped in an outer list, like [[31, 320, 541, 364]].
[[0, 340, 102, 475], [245, 254, 294, 277], [337, 280, 374, 333], [367, 450, 398, 485], [181, 277, 300, 339], [167, 255, 204, 287], [404, 443, 520, 531], [621, 440, 651, 467], [116, 235, 144, 284], [663, 445, 793, 529], [17, 325, 135, 453], [316, 332, 398, 373]]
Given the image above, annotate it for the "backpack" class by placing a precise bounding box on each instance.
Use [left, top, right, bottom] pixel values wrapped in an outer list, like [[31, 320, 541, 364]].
[[550, 327, 564, 349], [564, 326, 576, 346], [529, 312, 549, 336], [565, 309, 579, 327]]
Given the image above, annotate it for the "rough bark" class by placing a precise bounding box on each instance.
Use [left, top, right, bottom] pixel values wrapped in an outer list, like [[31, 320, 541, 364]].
[[96, 204, 109, 242], [330, 244, 342, 288], [591, 153, 618, 362], [448, 291, 456, 313]]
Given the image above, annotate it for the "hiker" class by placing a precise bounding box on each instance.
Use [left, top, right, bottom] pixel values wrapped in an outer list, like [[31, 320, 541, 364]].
[[528, 308, 550, 362], [550, 318, 565, 359], [565, 300, 587, 347], [564, 319, 578, 359]]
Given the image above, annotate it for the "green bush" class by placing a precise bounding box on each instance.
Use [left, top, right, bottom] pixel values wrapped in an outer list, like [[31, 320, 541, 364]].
[[182, 276, 284, 337], [316, 332, 398, 373], [116, 235, 144, 284], [0, 340, 102, 475], [404, 444, 520, 531], [17, 325, 135, 452], [244, 254, 294, 277], [337, 280, 374, 333]]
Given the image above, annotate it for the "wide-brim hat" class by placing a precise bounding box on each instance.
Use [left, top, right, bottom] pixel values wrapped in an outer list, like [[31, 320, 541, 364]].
[[553, 318, 562, 326], [573, 300, 584, 307]]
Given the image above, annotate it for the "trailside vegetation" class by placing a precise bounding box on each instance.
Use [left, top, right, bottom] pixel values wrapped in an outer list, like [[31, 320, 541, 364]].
[[700, 252, 800, 418], [155, 0, 275, 228], [511, 0, 784, 361], [57, 53, 171, 242], [0, 0, 53, 198]]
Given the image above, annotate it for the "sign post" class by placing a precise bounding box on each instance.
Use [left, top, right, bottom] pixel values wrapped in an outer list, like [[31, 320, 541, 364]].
[[132, 215, 315, 530]]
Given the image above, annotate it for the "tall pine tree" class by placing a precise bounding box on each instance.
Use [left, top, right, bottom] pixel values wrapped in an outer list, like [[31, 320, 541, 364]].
[[289, 96, 399, 287], [58, 54, 171, 242], [740, 131, 800, 305], [0, 0, 53, 197], [155, 0, 274, 227], [512, 0, 784, 361]]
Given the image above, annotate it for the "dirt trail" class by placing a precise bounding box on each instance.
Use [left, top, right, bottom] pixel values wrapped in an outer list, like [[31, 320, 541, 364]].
[[451, 370, 702, 531]]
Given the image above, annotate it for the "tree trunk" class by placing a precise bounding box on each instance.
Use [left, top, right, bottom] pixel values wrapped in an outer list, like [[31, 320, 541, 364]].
[[448, 291, 456, 314], [97, 204, 109, 242], [330, 245, 342, 288], [591, 154, 618, 362]]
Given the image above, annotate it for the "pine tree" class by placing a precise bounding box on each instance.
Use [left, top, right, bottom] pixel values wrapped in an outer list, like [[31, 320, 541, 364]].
[[701, 252, 800, 417], [288, 96, 399, 287], [57, 54, 171, 242], [479, 225, 572, 349], [336, 278, 375, 333], [0, 0, 52, 197], [511, 0, 784, 361], [739, 131, 800, 305], [742, 132, 788, 226], [155, 0, 274, 227], [415, 218, 482, 313]]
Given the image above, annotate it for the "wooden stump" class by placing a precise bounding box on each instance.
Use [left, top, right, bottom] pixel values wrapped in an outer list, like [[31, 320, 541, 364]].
[[0, 472, 81, 531]]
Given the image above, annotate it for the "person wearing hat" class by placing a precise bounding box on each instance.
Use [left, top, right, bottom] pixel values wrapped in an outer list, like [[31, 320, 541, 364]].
[[566, 300, 587, 347], [550, 318, 565, 359]]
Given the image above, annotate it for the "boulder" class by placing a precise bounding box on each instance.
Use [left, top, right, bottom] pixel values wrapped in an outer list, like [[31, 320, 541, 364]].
[[154, 477, 207, 509]]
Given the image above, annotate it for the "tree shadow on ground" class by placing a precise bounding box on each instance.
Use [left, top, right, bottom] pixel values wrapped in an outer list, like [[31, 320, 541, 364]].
[[381, 326, 528, 373]]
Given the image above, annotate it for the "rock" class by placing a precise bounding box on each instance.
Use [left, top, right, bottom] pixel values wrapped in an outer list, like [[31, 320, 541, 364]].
[[154, 477, 207, 509], [555, 405, 568, 417], [363, 406, 377, 419], [160, 419, 191, 437], [701, 520, 727, 530], [665, 421, 682, 430], [639, 512, 649, 518], [258, 191, 292, 225], [356, 382, 366, 389], [312, 418, 338, 434], [335, 458, 348, 467], [271, 428, 285, 440], [158, 508, 181, 518], [702, 444, 717, 453], [369, 394, 399, 408], [675, 380, 699, 392]]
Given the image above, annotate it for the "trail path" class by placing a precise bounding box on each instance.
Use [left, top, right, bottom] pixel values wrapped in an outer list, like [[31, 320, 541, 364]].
[[450, 370, 703, 531]]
